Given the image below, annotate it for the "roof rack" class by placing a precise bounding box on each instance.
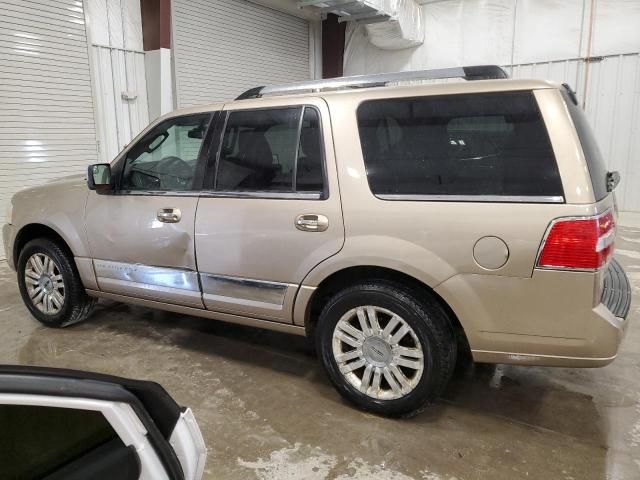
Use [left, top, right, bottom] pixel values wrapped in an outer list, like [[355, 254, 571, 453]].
[[236, 65, 509, 100]]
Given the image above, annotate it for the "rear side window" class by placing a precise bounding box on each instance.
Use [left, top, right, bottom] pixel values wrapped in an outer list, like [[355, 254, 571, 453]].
[[216, 106, 325, 195], [562, 90, 609, 201], [357, 91, 564, 200]]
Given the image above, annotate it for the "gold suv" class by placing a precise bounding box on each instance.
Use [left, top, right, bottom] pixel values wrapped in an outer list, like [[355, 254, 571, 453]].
[[3, 66, 632, 416]]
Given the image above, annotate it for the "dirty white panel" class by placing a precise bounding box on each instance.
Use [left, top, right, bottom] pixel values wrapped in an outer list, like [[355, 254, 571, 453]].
[[582, 54, 640, 212], [86, 0, 148, 163], [172, 0, 311, 106], [123, 0, 143, 51], [106, 0, 124, 49], [0, 0, 98, 260], [591, 0, 640, 57], [85, 0, 109, 45], [89, 45, 149, 162], [513, 0, 584, 64]]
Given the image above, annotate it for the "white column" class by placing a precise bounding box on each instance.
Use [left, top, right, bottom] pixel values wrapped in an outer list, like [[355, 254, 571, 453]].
[[145, 48, 175, 121]]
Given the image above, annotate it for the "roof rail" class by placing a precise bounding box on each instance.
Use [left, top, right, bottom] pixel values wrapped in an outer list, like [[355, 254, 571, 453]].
[[235, 65, 509, 100]]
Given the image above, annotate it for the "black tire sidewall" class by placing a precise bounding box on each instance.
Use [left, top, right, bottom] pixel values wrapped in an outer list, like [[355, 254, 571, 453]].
[[317, 283, 453, 417], [17, 238, 78, 327]]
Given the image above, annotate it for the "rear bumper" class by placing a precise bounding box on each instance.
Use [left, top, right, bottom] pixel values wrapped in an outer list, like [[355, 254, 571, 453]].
[[436, 261, 632, 367], [601, 258, 632, 319], [2, 223, 16, 270], [471, 302, 628, 367]]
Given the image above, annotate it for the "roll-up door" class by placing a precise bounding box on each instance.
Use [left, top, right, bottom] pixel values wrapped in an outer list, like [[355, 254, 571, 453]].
[[172, 0, 311, 107], [0, 0, 98, 259]]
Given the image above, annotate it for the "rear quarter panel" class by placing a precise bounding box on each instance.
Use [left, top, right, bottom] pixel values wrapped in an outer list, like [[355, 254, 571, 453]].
[[302, 85, 618, 361]]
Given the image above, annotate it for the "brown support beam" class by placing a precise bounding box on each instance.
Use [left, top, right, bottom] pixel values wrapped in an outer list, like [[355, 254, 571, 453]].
[[322, 14, 346, 79], [141, 0, 171, 51]]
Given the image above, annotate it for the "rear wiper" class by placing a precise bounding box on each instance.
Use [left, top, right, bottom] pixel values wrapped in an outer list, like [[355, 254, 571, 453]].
[[607, 171, 620, 192]]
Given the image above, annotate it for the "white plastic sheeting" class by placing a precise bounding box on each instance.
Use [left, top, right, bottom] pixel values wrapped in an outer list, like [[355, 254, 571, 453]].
[[364, 0, 424, 50], [345, 0, 640, 74], [85, 0, 149, 163], [344, 0, 640, 211]]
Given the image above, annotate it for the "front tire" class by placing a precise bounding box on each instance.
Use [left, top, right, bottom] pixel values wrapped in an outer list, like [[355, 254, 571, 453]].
[[316, 281, 456, 417], [17, 238, 96, 327]]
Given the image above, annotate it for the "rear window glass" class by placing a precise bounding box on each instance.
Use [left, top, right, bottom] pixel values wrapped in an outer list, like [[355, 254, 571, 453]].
[[357, 91, 564, 200], [562, 90, 609, 201]]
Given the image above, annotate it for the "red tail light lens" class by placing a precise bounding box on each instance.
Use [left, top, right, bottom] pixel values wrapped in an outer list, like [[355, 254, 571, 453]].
[[537, 210, 616, 270]]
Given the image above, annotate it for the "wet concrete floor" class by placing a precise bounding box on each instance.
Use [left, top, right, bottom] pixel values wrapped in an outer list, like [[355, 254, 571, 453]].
[[1, 225, 639, 479]]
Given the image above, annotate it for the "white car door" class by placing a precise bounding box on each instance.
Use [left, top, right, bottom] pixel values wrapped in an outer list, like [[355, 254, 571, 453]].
[[0, 366, 206, 480]]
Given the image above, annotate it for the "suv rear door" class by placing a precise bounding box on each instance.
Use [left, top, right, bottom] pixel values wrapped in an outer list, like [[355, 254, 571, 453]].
[[194, 98, 344, 323]]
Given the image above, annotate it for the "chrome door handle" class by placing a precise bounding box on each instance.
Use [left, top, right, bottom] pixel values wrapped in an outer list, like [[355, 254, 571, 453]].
[[157, 208, 182, 223], [295, 214, 329, 232]]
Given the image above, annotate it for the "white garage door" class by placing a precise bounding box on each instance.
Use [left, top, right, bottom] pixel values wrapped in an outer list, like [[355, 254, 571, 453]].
[[172, 0, 311, 107], [0, 0, 98, 260]]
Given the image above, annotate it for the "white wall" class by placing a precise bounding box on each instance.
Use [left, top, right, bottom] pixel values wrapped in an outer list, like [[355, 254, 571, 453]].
[[85, 0, 149, 163], [0, 0, 99, 260], [344, 0, 640, 211]]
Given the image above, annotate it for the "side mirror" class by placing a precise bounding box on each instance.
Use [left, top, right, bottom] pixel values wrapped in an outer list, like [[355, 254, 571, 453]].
[[87, 164, 113, 192]]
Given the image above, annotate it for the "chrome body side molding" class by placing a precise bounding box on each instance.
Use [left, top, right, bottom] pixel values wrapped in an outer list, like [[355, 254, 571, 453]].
[[199, 274, 289, 310], [93, 259, 203, 308], [376, 194, 565, 204], [91, 260, 302, 322]]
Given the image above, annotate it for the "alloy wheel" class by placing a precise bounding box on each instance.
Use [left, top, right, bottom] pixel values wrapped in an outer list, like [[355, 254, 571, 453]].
[[24, 253, 65, 315], [331, 306, 424, 400]]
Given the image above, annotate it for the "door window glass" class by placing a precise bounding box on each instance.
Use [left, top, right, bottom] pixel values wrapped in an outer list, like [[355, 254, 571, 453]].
[[216, 107, 325, 194], [121, 113, 211, 191]]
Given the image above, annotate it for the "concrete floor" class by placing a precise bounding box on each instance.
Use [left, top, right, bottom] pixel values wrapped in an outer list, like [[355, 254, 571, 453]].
[[1, 226, 639, 480]]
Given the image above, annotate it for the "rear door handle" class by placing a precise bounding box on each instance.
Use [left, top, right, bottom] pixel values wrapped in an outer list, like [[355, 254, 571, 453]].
[[157, 208, 182, 223], [295, 214, 329, 232]]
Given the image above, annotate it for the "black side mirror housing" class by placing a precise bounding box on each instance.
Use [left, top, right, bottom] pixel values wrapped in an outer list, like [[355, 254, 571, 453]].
[[87, 164, 113, 192]]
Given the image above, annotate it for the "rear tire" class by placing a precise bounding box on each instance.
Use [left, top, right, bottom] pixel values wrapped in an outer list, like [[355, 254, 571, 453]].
[[17, 238, 96, 328], [316, 281, 456, 417]]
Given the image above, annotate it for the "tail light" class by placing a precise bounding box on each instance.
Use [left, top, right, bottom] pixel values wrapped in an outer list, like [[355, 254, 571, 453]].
[[537, 210, 616, 270]]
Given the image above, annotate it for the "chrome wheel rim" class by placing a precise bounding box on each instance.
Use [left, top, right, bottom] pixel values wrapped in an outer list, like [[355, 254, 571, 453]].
[[24, 253, 65, 315], [332, 306, 424, 400]]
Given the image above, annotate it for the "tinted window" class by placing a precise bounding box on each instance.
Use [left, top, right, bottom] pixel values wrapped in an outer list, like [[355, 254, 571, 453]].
[[121, 113, 211, 191], [216, 107, 325, 194], [0, 405, 120, 479], [216, 108, 299, 192], [357, 92, 564, 199], [562, 90, 609, 201]]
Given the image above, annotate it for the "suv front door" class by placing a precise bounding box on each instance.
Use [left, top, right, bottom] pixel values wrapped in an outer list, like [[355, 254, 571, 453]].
[[85, 112, 215, 308], [195, 99, 344, 323]]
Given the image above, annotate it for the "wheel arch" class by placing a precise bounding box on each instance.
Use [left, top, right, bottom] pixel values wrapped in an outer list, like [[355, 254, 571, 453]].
[[299, 265, 470, 357], [13, 223, 75, 267]]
